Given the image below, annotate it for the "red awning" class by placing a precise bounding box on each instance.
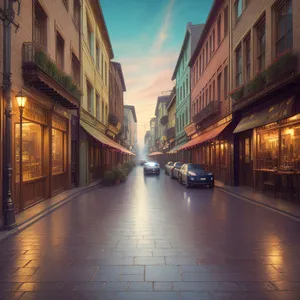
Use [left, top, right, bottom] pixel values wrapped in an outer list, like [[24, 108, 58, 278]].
[[80, 121, 135, 155], [148, 151, 164, 156], [178, 123, 230, 150]]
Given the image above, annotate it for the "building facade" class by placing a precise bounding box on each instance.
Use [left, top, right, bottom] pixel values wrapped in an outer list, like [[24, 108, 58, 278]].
[[230, 0, 300, 198], [172, 23, 204, 150], [0, 0, 81, 227], [166, 87, 176, 152], [149, 117, 158, 152], [123, 105, 137, 153], [181, 0, 232, 185]]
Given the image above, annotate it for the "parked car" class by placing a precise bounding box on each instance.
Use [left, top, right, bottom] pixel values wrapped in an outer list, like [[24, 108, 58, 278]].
[[144, 161, 160, 175], [165, 161, 175, 175], [179, 163, 214, 188], [170, 162, 184, 179]]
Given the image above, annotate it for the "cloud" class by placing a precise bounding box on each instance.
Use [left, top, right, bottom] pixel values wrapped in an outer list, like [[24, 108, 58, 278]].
[[153, 0, 175, 51]]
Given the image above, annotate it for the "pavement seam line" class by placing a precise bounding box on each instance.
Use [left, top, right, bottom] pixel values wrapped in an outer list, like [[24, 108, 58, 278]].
[[217, 187, 300, 222]]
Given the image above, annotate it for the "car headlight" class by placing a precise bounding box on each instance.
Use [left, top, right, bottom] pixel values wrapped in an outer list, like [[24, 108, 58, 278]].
[[188, 171, 196, 176]]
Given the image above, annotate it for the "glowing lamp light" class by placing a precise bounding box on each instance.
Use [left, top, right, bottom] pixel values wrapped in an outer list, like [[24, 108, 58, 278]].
[[16, 91, 28, 109]]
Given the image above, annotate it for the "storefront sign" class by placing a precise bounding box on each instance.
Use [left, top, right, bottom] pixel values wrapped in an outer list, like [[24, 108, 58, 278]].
[[184, 122, 197, 136], [52, 115, 67, 131], [23, 101, 47, 125], [54, 105, 71, 119]]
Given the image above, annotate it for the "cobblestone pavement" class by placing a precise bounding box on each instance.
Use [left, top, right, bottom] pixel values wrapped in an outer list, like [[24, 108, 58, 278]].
[[1, 167, 300, 299]]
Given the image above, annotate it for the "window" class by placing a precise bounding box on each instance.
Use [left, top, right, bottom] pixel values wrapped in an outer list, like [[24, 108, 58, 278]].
[[235, 46, 242, 87], [257, 19, 266, 71], [96, 42, 100, 70], [52, 129, 64, 174], [195, 60, 199, 82], [217, 16, 221, 45], [96, 93, 100, 120], [217, 72, 222, 100], [71, 53, 80, 85], [209, 85, 211, 103], [209, 35, 212, 57], [205, 89, 208, 106], [87, 80, 93, 113], [199, 54, 202, 75], [105, 61, 108, 86], [235, 0, 243, 20], [62, 0, 68, 10], [275, 0, 293, 56], [186, 77, 188, 95], [212, 80, 215, 100], [224, 66, 228, 99], [197, 58, 200, 79], [87, 17, 94, 57], [15, 123, 43, 182], [34, 2, 47, 50], [101, 53, 104, 77], [245, 36, 251, 81], [73, 0, 80, 29], [224, 6, 229, 36], [245, 138, 251, 163], [56, 32, 64, 70], [105, 105, 108, 124], [205, 42, 209, 65], [212, 29, 215, 53]]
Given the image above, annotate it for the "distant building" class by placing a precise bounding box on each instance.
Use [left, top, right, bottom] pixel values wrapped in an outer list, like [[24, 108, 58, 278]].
[[166, 87, 176, 152], [123, 105, 138, 153]]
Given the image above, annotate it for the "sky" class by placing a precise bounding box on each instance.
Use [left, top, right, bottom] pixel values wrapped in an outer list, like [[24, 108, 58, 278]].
[[100, 0, 212, 149]]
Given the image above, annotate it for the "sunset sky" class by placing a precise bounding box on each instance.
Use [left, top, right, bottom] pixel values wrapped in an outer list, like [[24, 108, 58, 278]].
[[100, 0, 212, 148]]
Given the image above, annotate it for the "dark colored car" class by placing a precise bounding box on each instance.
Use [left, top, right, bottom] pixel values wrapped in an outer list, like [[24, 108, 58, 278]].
[[144, 161, 160, 175], [179, 163, 214, 188], [170, 162, 184, 179], [165, 161, 175, 175]]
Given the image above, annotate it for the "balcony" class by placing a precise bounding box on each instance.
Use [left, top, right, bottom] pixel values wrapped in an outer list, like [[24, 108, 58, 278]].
[[192, 100, 220, 124], [108, 113, 119, 127], [160, 115, 168, 125], [231, 51, 299, 111], [167, 126, 175, 139], [22, 42, 80, 109]]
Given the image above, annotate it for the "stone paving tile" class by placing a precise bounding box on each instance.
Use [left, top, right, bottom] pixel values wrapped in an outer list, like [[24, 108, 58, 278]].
[[0, 282, 22, 291], [17, 282, 64, 291], [101, 282, 129, 291], [179, 265, 209, 273], [127, 282, 153, 291], [271, 281, 300, 291], [12, 268, 38, 276], [153, 282, 173, 291], [238, 281, 276, 291], [173, 281, 243, 291], [0, 291, 24, 300], [266, 291, 300, 300], [179, 291, 213, 300], [134, 257, 165, 266], [120, 274, 144, 282], [145, 266, 181, 281], [211, 291, 271, 300], [165, 256, 198, 265], [181, 272, 215, 281], [122, 266, 144, 275]]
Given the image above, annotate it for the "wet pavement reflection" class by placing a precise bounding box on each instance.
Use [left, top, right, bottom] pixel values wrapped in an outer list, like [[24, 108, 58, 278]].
[[1, 167, 300, 299]]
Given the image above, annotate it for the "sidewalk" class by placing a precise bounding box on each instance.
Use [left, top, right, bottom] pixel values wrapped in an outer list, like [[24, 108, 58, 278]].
[[0, 180, 102, 242], [215, 180, 300, 220]]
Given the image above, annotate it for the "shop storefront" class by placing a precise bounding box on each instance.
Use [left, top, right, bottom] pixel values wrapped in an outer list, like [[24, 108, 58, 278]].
[[234, 97, 300, 200], [179, 116, 233, 185], [13, 97, 74, 212]]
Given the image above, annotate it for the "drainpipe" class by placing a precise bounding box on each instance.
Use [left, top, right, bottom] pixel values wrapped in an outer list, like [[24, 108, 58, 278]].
[[2, 0, 16, 229]]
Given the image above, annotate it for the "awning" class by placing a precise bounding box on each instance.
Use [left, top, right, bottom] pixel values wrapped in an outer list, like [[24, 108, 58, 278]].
[[148, 151, 163, 156], [80, 121, 134, 155], [178, 122, 230, 150], [167, 141, 187, 154], [234, 98, 294, 134]]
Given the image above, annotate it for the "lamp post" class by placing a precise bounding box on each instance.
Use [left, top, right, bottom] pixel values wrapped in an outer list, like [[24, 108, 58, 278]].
[[16, 91, 27, 211]]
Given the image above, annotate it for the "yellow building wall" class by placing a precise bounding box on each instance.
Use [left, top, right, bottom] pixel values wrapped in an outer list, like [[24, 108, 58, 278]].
[[168, 102, 176, 128], [81, 0, 110, 127]]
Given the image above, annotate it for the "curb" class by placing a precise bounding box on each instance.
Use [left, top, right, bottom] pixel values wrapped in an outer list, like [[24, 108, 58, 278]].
[[0, 181, 103, 242], [217, 185, 300, 222]]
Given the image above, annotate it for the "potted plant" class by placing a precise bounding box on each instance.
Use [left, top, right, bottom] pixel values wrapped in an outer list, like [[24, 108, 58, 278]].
[[103, 170, 115, 186], [244, 72, 266, 97], [112, 167, 126, 184], [230, 85, 244, 104]]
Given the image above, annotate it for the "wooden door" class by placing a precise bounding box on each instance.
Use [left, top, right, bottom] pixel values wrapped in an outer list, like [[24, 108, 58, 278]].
[[239, 134, 253, 187]]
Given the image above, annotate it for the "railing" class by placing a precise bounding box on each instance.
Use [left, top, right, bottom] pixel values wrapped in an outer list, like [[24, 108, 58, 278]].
[[22, 42, 81, 101], [192, 100, 220, 124]]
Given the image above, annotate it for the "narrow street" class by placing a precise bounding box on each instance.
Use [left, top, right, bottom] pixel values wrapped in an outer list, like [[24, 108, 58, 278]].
[[1, 167, 300, 300]]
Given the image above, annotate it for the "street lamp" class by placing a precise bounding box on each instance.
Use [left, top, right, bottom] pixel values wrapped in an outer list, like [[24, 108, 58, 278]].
[[16, 91, 27, 211]]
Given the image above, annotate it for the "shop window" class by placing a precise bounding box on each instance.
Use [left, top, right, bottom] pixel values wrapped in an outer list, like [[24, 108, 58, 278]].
[[256, 18, 266, 71], [73, 0, 80, 29], [34, 1, 47, 50], [56, 32, 64, 70], [275, 0, 293, 56], [220, 142, 227, 166], [15, 123, 43, 182], [257, 129, 279, 169], [280, 125, 300, 170], [52, 129, 64, 174], [210, 145, 214, 165]]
